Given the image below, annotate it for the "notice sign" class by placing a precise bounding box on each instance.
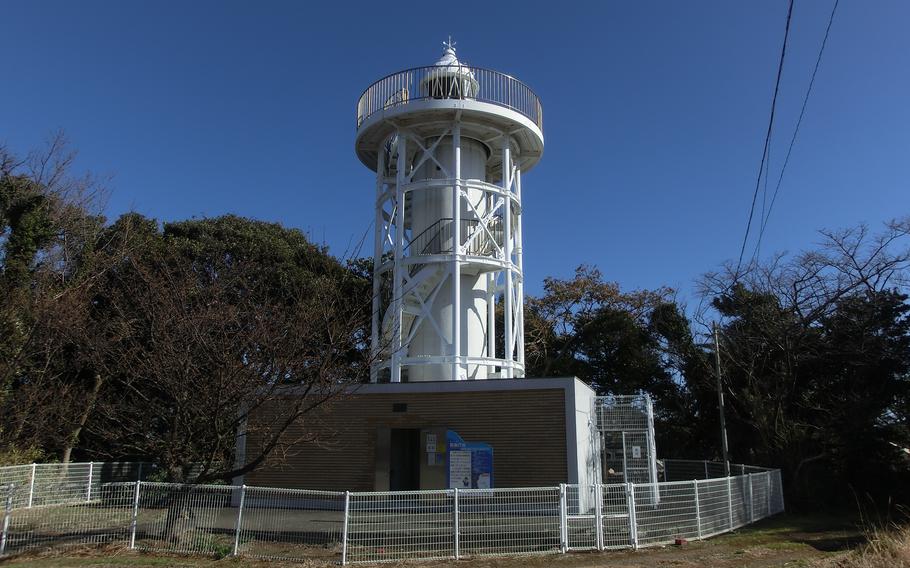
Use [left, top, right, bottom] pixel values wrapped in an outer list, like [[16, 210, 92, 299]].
[[446, 430, 494, 489], [449, 450, 472, 489], [632, 445, 642, 459], [426, 433, 437, 454]]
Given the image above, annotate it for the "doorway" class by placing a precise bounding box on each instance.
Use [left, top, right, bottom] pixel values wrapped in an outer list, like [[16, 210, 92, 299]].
[[390, 428, 421, 491]]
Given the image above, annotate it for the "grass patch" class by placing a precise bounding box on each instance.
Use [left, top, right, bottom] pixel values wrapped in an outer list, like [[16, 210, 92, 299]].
[[810, 523, 910, 568]]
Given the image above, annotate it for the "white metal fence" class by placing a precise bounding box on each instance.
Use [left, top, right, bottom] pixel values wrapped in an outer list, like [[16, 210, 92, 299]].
[[0, 462, 784, 564], [661, 459, 771, 481], [0, 462, 152, 510]]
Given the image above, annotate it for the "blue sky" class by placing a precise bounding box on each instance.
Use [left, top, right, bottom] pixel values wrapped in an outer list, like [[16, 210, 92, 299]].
[[2, 0, 908, 302]]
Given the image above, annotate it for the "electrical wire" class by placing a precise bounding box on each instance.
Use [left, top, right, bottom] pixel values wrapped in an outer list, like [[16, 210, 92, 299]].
[[735, 0, 795, 277], [752, 0, 840, 261]]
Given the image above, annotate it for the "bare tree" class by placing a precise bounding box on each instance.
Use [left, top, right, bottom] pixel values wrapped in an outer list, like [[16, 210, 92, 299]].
[[0, 133, 118, 464], [695, 217, 910, 505], [86, 241, 371, 483]]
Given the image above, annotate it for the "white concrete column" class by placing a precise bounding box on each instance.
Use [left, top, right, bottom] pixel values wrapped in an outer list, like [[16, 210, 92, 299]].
[[371, 149, 385, 382], [391, 134, 406, 383], [502, 138, 513, 378], [452, 122, 462, 380], [515, 167, 525, 375]]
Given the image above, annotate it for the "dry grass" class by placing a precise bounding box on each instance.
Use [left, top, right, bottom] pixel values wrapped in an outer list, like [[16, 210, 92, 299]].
[[812, 524, 910, 568]]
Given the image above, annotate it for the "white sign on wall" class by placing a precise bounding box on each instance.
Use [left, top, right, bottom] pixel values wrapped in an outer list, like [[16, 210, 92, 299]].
[[449, 450, 472, 489]]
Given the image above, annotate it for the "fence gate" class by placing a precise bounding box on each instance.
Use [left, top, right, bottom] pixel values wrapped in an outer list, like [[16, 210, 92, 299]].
[[565, 484, 597, 551], [593, 395, 659, 486], [564, 484, 634, 551]]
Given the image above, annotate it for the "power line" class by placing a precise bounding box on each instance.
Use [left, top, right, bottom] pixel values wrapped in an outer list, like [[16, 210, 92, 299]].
[[735, 0, 795, 277], [753, 0, 840, 261]]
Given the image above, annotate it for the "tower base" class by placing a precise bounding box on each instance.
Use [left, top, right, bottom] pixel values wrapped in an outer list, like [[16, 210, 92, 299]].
[[240, 378, 599, 491]]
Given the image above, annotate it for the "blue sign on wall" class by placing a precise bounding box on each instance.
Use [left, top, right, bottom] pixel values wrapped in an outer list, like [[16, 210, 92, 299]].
[[446, 430, 493, 489]]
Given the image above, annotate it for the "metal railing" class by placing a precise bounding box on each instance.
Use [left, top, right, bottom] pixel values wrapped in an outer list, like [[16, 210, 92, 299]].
[[357, 65, 543, 130], [0, 464, 784, 564], [405, 217, 504, 261]]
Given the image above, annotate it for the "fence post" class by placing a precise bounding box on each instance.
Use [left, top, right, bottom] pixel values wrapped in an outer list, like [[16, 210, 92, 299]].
[[558, 483, 568, 553], [453, 488, 460, 559], [129, 481, 141, 549], [704, 460, 709, 479], [765, 471, 772, 516], [232, 485, 246, 557], [137, 462, 143, 482], [693, 479, 702, 538], [341, 491, 351, 565], [747, 474, 754, 523], [776, 470, 785, 514], [27, 463, 36, 509], [625, 482, 638, 549], [0, 484, 13, 555], [86, 462, 94, 502], [594, 484, 604, 551], [726, 476, 734, 530]]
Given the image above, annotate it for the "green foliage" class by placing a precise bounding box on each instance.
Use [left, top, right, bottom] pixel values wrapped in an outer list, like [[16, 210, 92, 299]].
[[0, 445, 46, 466], [713, 285, 910, 508], [524, 265, 707, 457], [0, 175, 57, 288]]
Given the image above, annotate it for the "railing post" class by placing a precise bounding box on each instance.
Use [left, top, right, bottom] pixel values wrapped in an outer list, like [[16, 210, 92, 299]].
[[129, 481, 141, 549], [726, 476, 734, 530], [594, 484, 605, 551], [704, 460, 709, 479], [625, 482, 638, 549], [137, 462, 143, 482], [0, 484, 13, 556], [27, 463, 36, 508], [341, 491, 351, 565], [86, 462, 94, 502], [693, 479, 702, 538], [558, 483, 568, 553], [232, 485, 246, 557], [453, 488, 460, 559]]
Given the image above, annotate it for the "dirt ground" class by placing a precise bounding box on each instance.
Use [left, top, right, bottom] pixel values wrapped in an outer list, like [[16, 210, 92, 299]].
[[0, 514, 864, 568]]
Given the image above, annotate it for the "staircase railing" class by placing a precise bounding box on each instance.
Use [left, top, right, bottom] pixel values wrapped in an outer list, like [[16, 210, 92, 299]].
[[405, 217, 504, 262]]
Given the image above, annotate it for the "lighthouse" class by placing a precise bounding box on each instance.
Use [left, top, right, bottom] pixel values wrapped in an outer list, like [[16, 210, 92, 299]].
[[356, 41, 544, 382], [243, 44, 624, 493]]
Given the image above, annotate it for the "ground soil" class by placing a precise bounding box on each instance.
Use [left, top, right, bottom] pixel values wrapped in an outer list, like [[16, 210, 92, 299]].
[[0, 514, 864, 568]]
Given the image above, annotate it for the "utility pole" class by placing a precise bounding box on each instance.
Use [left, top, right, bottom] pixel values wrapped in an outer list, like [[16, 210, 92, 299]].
[[713, 322, 731, 476]]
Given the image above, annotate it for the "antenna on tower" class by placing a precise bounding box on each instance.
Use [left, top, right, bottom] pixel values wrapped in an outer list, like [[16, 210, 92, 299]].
[[443, 36, 456, 53]]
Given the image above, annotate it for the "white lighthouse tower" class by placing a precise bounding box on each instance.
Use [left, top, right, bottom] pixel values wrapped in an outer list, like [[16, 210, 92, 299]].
[[357, 41, 543, 383]]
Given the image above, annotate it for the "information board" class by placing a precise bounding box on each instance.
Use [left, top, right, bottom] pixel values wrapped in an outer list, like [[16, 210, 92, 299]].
[[446, 430, 494, 489]]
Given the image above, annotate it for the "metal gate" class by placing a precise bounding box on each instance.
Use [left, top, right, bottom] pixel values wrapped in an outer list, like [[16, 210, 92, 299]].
[[593, 394, 659, 486], [564, 483, 635, 551]]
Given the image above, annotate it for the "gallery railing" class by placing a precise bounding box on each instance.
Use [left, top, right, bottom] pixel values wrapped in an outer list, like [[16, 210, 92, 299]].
[[357, 65, 543, 130]]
